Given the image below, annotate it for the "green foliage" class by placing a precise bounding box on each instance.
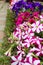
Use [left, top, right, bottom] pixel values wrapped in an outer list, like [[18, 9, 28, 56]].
[[35, 31, 43, 38]]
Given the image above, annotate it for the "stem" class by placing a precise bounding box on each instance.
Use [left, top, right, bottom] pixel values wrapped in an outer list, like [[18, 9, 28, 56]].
[[32, 53, 38, 58]]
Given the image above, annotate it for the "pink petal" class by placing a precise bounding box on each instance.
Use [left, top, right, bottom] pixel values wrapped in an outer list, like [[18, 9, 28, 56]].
[[34, 60, 40, 65]]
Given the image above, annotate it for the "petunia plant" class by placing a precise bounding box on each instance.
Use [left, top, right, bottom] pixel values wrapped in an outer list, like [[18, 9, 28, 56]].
[[4, 0, 43, 65]]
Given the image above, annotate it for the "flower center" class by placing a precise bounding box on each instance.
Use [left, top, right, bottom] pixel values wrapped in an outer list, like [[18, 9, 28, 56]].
[[36, 25, 38, 28]]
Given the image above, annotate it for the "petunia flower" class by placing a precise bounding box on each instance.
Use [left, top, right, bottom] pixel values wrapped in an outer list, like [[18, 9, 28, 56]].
[[24, 53, 40, 65], [16, 12, 30, 26], [21, 36, 32, 48], [11, 53, 25, 65], [31, 21, 43, 33], [4, 47, 11, 56], [33, 11, 39, 17], [13, 27, 21, 41], [30, 44, 43, 56], [29, 18, 35, 24], [17, 45, 25, 55], [30, 36, 43, 48], [40, 15, 43, 22]]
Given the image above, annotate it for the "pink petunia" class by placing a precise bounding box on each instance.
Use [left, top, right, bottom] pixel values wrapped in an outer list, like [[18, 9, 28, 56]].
[[11, 53, 25, 65], [17, 45, 25, 55], [13, 22, 34, 47], [29, 18, 35, 24], [30, 44, 43, 56], [13, 27, 21, 40], [16, 12, 30, 26], [30, 36, 43, 48], [31, 21, 43, 33], [24, 53, 40, 65]]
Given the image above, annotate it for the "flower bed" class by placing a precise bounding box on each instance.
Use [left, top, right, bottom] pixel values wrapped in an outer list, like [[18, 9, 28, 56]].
[[2, 0, 43, 65]]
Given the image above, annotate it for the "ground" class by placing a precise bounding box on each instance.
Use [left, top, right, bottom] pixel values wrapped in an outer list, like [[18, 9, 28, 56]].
[[0, 1, 8, 43]]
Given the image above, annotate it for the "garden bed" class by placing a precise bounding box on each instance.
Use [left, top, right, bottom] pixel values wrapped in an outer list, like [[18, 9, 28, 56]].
[[0, 1, 43, 65]]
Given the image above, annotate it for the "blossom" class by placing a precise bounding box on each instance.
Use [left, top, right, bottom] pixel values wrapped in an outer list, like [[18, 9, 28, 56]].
[[13, 22, 35, 47], [33, 11, 40, 20], [11, 53, 25, 65], [35, 2, 41, 8], [40, 15, 43, 21], [10, 1, 43, 15], [29, 18, 35, 24], [30, 44, 43, 56], [13, 27, 21, 40], [16, 12, 30, 26], [31, 21, 43, 33], [4, 48, 11, 56], [33, 11, 39, 16], [12, 0, 24, 11], [17, 45, 25, 55], [30, 36, 43, 48], [21, 36, 32, 48], [24, 53, 40, 65]]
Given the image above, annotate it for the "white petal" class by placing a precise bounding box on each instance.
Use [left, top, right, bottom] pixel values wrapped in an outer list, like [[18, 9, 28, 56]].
[[27, 53, 32, 57], [29, 56, 32, 63], [18, 54, 22, 61], [36, 28, 40, 33], [11, 56, 17, 61], [28, 28, 31, 32], [30, 33, 34, 36], [30, 47, 37, 52], [24, 63, 31, 65], [17, 51, 21, 54], [32, 28, 36, 32], [36, 40, 40, 45], [22, 35, 28, 39], [22, 32, 25, 36], [34, 60, 40, 65], [31, 47, 40, 51], [19, 62, 22, 65], [11, 61, 18, 65], [31, 23, 35, 27], [40, 15, 43, 18], [41, 51, 43, 54], [15, 32, 19, 36], [25, 39, 29, 42], [36, 21, 40, 26]]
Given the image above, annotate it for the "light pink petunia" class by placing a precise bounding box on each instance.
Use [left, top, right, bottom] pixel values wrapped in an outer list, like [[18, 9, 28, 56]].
[[30, 36, 43, 48], [13, 22, 34, 47], [31, 21, 43, 33], [11, 53, 25, 65], [17, 45, 25, 55], [30, 44, 43, 56], [13, 27, 22, 41], [24, 53, 40, 65]]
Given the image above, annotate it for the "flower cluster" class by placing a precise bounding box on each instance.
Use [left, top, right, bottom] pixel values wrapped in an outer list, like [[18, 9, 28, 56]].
[[10, 0, 43, 15], [5, 0, 43, 65], [5, 13, 43, 65]]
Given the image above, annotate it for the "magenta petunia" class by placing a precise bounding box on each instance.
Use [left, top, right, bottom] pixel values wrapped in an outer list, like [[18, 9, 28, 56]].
[[24, 53, 40, 65], [31, 21, 43, 33], [11, 53, 25, 65], [30, 44, 43, 56]]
